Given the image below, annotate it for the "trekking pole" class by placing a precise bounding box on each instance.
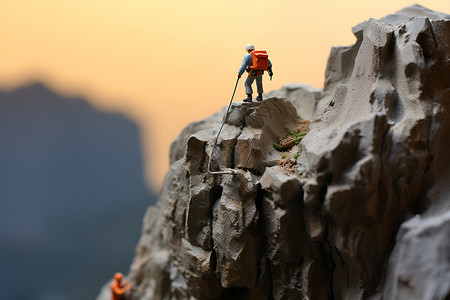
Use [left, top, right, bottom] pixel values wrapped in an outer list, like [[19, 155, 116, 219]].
[[207, 77, 240, 175]]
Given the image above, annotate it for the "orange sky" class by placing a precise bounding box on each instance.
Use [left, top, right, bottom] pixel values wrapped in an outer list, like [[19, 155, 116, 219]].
[[1, 1, 449, 190]]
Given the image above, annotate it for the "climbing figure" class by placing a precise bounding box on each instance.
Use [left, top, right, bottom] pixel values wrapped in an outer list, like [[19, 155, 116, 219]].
[[110, 272, 132, 300], [238, 44, 273, 102]]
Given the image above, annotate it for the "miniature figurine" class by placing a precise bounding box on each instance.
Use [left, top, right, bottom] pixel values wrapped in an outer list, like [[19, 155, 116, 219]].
[[237, 44, 273, 102], [110, 272, 132, 300]]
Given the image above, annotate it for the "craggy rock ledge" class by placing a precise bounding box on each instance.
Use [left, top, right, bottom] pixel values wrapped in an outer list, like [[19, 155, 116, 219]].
[[98, 5, 450, 300]]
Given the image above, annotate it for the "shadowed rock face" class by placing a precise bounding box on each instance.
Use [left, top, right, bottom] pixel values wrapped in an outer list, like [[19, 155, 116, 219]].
[[99, 5, 450, 300]]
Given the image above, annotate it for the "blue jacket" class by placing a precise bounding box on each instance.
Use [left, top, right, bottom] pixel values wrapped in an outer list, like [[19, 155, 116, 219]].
[[238, 54, 272, 76]]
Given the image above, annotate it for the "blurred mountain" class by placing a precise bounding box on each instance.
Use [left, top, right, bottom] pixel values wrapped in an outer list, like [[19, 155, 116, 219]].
[[0, 82, 156, 300]]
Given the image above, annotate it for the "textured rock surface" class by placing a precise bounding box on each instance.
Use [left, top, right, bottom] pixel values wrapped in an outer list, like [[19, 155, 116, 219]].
[[98, 5, 450, 300], [383, 210, 450, 300]]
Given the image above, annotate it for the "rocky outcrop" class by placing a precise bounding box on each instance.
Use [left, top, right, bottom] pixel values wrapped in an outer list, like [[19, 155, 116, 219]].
[[98, 5, 450, 300]]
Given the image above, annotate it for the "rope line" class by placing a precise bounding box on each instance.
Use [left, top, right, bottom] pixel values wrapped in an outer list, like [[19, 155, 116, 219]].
[[207, 77, 240, 175]]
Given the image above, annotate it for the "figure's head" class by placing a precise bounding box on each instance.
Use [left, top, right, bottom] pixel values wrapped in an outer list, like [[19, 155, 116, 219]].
[[245, 44, 255, 52], [114, 272, 124, 282]]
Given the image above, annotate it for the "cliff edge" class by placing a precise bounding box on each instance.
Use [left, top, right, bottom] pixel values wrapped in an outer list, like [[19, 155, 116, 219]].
[[98, 5, 450, 300]]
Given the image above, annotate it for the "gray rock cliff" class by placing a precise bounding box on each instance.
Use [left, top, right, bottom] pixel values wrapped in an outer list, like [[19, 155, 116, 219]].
[[98, 5, 450, 300]]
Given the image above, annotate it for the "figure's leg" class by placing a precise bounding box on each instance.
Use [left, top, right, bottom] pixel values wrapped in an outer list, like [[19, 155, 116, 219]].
[[256, 75, 263, 101], [244, 76, 255, 102], [245, 75, 255, 94]]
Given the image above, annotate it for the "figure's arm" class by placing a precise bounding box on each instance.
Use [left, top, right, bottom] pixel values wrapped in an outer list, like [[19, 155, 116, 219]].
[[112, 284, 132, 295], [122, 284, 132, 293], [238, 55, 251, 76], [267, 59, 273, 79]]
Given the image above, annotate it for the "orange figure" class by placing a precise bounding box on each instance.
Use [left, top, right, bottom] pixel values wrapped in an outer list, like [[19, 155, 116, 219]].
[[110, 272, 132, 300]]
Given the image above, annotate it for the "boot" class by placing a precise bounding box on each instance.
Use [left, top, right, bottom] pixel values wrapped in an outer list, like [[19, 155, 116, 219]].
[[243, 94, 252, 102], [256, 93, 263, 101]]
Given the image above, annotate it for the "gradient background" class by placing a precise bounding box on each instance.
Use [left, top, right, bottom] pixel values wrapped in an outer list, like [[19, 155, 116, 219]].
[[1, 1, 450, 299], [2, 1, 450, 189]]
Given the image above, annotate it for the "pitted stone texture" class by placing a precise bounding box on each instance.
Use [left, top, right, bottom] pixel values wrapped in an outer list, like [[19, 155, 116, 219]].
[[162, 161, 224, 299], [258, 166, 335, 300], [266, 83, 322, 120], [212, 171, 260, 288], [298, 5, 450, 297], [384, 211, 450, 300], [380, 4, 450, 26], [235, 98, 299, 173]]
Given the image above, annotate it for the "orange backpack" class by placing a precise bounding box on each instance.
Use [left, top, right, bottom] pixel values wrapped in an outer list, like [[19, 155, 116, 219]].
[[250, 50, 269, 76]]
